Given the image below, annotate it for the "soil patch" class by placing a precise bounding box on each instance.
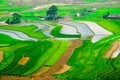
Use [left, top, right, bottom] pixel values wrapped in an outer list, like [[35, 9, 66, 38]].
[[40, 39, 82, 76], [54, 64, 71, 74], [103, 40, 120, 58], [0, 51, 4, 62], [18, 56, 30, 65]]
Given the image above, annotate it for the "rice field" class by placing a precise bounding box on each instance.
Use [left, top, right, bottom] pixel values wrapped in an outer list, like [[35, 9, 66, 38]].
[[0, 1, 120, 80]]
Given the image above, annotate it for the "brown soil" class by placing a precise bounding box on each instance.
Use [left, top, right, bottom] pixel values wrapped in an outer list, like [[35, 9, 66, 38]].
[[0, 51, 4, 62], [54, 64, 71, 74], [0, 76, 57, 80], [1, 39, 82, 80], [32, 66, 51, 76], [40, 39, 82, 76], [18, 56, 30, 65], [103, 40, 120, 58]]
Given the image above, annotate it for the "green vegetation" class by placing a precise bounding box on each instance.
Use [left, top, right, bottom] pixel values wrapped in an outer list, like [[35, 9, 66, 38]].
[[5, 13, 21, 24], [0, 33, 70, 76], [54, 35, 120, 80], [46, 5, 58, 21], [51, 23, 81, 38], [0, 25, 48, 39], [0, 0, 9, 5], [0, 51, 14, 70], [0, 5, 33, 12], [23, 40, 69, 75], [0, 1, 120, 79]]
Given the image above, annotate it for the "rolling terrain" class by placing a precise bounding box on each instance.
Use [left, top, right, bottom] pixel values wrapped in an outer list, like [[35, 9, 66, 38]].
[[0, 0, 120, 80]]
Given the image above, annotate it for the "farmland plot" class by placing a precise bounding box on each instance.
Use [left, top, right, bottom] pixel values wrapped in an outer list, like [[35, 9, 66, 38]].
[[80, 21, 113, 42], [0, 29, 37, 41], [112, 47, 120, 58], [60, 22, 94, 40], [50, 23, 81, 39], [41, 24, 55, 38], [59, 24, 79, 35]]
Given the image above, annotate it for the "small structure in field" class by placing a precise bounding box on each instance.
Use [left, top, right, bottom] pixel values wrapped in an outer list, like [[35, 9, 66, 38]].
[[0, 22, 8, 25], [75, 13, 80, 17], [90, 7, 97, 12]]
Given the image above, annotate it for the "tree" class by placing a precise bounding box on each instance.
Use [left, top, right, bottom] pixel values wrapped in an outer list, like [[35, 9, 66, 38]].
[[46, 5, 58, 21], [103, 11, 110, 19], [5, 13, 21, 24]]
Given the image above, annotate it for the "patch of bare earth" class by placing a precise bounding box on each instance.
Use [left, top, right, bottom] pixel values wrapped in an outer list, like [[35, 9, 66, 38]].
[[0, 39, 82, 80], [18, 56, 30, 65], [37, 39, 82, 79], [0, 76, 30, 80], [0, 51, 4, 62], [54, 64, 71, 74], [0, 76, 57, 80], [103, 40, 120, 58]]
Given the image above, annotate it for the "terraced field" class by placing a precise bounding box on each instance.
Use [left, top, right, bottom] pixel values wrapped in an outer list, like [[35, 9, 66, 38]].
[[0, 33, 70, 77], [0, 0, 120, 80], [54, 35, 120, 80]]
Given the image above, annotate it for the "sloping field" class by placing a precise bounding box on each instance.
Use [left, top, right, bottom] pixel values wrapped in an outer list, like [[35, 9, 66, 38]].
[[60, 21, 112, 42], [0, 33, 70, 77], [50, 23, 81, 38], [0, 29, 37, 41], [0, 25, 48, 39], [60, 21, 94, 40], [54, 34, 120, 80], [60, 24, 79, 35]]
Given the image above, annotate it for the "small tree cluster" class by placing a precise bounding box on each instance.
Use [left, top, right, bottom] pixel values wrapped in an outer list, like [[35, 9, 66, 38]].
[[103, 11, 110, 19], [46, 5, 58, 21], [5, 13, 21, 24]]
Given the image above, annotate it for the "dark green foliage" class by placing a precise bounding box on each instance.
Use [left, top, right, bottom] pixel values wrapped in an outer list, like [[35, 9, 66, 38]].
[[46, 5, 58, 21], [5, 13, 21, 24], [103, 11, 110, 19]]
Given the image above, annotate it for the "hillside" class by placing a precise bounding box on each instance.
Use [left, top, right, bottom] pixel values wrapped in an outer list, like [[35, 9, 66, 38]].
[[0, 0, 120, 80]]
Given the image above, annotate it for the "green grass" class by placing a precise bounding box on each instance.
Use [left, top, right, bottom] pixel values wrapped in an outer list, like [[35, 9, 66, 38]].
[[0, 40, 52, 75], [44, 40, 70, 66], [51, 23, 81, 38], [0, 5, 33, 12], [54, 35, 120, 79], [0, 25, 48, 39], [0, 33, 70, 76], [0, 51, 14, 70]]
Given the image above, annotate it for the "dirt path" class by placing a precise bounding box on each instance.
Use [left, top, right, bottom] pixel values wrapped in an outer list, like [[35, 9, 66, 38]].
[[39, 39, 82, 77], [103, 40, 120, 58], [0, 39, 82, 80]]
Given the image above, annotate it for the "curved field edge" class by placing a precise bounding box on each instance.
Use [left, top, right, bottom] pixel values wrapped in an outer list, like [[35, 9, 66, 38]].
[[50, 23, 81, 38], [0, 25, 48, 39], [54, 35, 120, 79], [0, 33, 70, 76], [0, 51, 14, 70], [23, 40, 70, 76]]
